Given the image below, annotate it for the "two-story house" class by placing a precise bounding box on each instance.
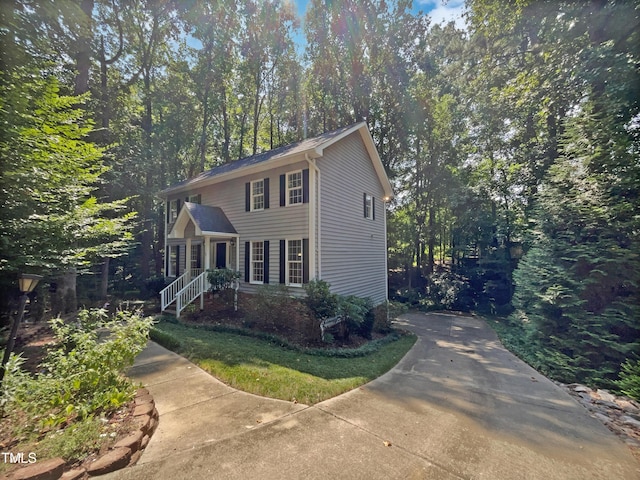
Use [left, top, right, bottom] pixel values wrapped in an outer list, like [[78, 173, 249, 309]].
[[159, 122, 393, 317]]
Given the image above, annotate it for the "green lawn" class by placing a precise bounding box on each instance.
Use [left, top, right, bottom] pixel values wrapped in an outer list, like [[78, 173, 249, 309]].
[[151, 321, 416, 405]]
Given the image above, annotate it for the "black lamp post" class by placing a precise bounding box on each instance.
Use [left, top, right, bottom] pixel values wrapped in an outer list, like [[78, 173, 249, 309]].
[[0, 273, 43, 386]]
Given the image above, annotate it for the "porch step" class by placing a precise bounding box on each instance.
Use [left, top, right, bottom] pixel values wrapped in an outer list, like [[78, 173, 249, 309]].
[[162, 308, 177, 317]]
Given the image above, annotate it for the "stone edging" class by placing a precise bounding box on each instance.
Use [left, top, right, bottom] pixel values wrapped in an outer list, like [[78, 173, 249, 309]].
[[6, 388, 158, 480]]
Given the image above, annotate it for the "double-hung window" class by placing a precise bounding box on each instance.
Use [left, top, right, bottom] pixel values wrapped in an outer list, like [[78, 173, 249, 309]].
[[168, 245, 177, 277], [251, 179, 265, 211], [364, 194, 373, 219], [251, 241, 264, 284], [168, 199, 179, 223], [287, 171, 303, 205], [190, 244, 201, 271], [287, 240, 303, 286]]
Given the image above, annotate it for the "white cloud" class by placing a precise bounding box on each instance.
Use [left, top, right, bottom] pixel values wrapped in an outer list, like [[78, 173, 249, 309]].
[[419, 0, 467, 30]]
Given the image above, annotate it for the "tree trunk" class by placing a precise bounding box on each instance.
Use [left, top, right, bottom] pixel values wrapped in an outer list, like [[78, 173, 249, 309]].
[[100, 259, 109, 300]]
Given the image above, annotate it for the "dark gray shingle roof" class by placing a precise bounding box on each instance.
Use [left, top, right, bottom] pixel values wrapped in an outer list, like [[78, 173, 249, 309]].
[[162, 123, 362, 195], [185, 203, 237, 234]]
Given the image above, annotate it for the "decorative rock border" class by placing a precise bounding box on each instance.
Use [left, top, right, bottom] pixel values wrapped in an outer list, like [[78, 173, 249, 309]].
[[560, 383, 640, 459], [6, 388, 159, 480]]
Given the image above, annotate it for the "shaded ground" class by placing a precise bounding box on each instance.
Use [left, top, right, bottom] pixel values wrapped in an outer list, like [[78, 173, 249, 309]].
[[105, 312, 639, 480]]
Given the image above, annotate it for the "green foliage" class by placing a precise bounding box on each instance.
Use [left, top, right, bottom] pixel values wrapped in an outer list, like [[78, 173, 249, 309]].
[[36, 416, 103, 463], [337, 295, 373, 338], [0, 70, 136, 276], [425, 268, 474, 311], [3, 309, 153, 428], [304, 279, 338, 319], [144, 276, 169, 298], [616, 360, 640, 402], [207, 268, 241, 293]]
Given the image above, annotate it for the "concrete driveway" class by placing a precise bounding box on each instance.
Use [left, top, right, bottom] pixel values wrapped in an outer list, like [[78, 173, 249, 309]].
[[104, 312, 640, 480]]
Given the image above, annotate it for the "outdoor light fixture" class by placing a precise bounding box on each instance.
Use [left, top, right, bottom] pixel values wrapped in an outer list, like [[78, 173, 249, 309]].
[[18, 274, 42, 295], [0, 273, 43, 387]]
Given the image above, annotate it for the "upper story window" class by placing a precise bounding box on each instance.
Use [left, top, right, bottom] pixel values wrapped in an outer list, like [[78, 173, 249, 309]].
[[364, 194, 373, 220], [287, 171, 303, 205], [168, 199, 179, 223], [187, 194, 201, 204], [251, 179, 265, 211]]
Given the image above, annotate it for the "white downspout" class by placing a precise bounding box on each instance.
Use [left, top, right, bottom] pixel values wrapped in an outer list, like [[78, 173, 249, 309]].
[[163, 200, 168, 278], [383, 198, 389, 302], [305, 153, 321, 280]]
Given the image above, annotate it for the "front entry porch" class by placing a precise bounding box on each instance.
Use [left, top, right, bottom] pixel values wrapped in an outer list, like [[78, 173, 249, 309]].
[[161, 202, 239, 318]]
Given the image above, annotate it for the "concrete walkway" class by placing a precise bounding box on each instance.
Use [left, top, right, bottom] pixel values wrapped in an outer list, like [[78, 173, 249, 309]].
[[103, 313, 640, 480]]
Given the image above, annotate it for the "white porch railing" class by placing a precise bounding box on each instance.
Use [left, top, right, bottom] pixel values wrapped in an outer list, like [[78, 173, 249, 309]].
[[160, 269, 204, 312], [176, 271, 207, 319]]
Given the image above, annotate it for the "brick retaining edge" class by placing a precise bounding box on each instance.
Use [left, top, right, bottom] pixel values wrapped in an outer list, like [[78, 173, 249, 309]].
[[6, 388, 158, 480]]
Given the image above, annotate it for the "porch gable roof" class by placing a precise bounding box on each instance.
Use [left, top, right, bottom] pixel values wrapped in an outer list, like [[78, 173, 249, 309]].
[[168, 202, 237, 238]]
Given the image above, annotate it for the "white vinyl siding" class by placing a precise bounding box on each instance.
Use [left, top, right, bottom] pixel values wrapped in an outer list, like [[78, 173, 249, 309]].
[[317, 132, 387, 304], [186, 160, 308, 295]]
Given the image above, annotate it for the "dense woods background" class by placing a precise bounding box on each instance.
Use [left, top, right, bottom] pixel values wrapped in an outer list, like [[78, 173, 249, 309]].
[[1, 0, 638, 389]]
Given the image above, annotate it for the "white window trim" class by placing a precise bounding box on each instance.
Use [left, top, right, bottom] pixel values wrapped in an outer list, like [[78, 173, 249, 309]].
[[365, 194, 373, 220], [251, 179, 265, 211], [169, 199, 179, 223], [286, 239, 303, 287], [286, 170, 303, 206], [190, 243, 201, 271], [250, 241, 264, 285], [168, 245, 177, 277]]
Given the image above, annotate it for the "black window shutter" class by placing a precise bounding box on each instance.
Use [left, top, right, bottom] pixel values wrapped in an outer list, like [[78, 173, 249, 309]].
[[244, 242, 250, 282], [165, 246, 169, 275], [264, 240, 270, 283], [302, 169, 309, 203], [264, 178, 270, 209], [177, 199, 181, 215], [175, 245, 180, 277], [303, 238, 309, 284], [279, 174, 286, 206], [185, 196, 189, 204], [372, 197, 376, 220], [196, 244, 202, 268], [166, 201, 170, 223], [279, 240, 286, 283], [245, 182, 251, 212]]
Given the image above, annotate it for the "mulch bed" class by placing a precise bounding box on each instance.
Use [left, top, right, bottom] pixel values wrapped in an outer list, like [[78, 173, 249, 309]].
[[1, 321, 152, 479], [179, 292, 384, 349]]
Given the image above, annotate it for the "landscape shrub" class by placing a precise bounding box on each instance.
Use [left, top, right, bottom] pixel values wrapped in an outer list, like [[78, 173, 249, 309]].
[[372, 301, 408, 333], [207, 268, 241, 293], [337, 295, 372, 339], [143, 276, 169, 299], [3, 308, 153, 429], [304, 279, 338, 319], [250, 284, 313, 337], [425, 268, 474, 311], [616, 359, 640, 401]]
